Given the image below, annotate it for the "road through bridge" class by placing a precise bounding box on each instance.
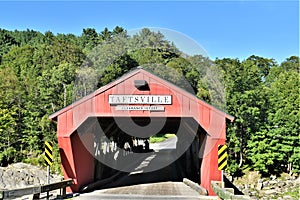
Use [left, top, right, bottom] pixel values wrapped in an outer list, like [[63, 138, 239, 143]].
[[76, 181, 217, 200], [49, 68, 234, 196]]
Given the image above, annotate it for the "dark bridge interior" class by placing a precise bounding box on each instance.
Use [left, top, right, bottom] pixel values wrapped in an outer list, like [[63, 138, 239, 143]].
[[77, 117, 206, 192]]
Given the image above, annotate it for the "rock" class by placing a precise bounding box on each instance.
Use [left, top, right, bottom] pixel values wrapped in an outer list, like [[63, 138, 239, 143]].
[[264, 189, 277, 195], [268, 180, 278, 185], [278, 181, 286, 187], [229, 171, 300, 199], [274, 186, 280, 191], [243, 190, 250, 195], [270, 175, 276, 180], [263, 186, 271, 190], [257, 182, 263, 190], [286, 180, 294, 186], [16, 180, 27, 188], [263, 180, 270, 186], [0, 162, 63, 190]]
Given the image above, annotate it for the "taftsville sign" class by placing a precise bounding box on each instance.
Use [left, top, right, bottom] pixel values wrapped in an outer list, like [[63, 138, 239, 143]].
[[108, 95, 172, 105]]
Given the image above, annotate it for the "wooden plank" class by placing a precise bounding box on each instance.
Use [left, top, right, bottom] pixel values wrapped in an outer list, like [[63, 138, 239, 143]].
[[41, 179, 73, 193]]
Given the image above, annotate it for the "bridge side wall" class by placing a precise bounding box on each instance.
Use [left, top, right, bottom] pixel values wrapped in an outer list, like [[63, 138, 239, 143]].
[[200, 137, 225, 195], [57, 112, 94, 192], [198, 110, 226, 195]]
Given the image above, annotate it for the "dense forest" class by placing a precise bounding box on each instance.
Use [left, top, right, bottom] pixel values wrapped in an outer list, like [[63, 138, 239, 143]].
[[0, 27, 299, 177]]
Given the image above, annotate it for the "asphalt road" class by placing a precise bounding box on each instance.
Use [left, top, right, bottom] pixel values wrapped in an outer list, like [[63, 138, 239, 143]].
[[74, 137, 212, 199]]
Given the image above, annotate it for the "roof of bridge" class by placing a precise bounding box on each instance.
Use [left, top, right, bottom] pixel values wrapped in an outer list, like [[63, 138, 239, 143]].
[[49, 67, 234, 122]]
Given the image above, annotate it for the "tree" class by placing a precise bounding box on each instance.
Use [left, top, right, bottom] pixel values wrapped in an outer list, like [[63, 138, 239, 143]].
[[0, 35, 85, 163], [247, 56, 299, 175], [0, 29, 19, 63], [100, 27, 112, 41], [12, 29, 44, 46], [216, 58, 268, 176], [112, 26, 126, 36], [129, 28, 180, 55], [247, 55, 276, 80], [0, 67, 20, 166], [99, 54, 138, 86], [280, 55, 299, 72], [81, 28, 100, 50], [266, 59, 299, 173]]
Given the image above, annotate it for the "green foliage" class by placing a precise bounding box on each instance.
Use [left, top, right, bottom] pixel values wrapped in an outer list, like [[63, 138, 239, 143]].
[[99, 54, 139, 86], [246, 55, 276, 78], [80, 28, 100, 50], [290, 147, 300, 173], [129, 48, 171, 65], [264, 61, 300, 174], [0, 27, 298, 178], [0, 32, 15, 63], [22, 150, 44, 166], [0, 28, 85, 170], [215, 58, 268, 175], [216, 56, 298, 176], [247, 128, 285, 174], [0, 147, 21, 166], [150, 133, 175, 143]]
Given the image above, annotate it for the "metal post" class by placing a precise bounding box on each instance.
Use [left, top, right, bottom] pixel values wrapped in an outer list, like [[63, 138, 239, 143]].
[[47, 165, 50, 200]]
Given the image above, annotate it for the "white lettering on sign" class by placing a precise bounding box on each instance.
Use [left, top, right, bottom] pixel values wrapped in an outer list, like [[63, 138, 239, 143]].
[[108, 95, 172, 105], [116, 105, 165, 111]]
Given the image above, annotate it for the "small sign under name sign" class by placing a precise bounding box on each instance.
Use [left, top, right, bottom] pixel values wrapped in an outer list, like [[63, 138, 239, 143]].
[[116, 105, 165, 111]]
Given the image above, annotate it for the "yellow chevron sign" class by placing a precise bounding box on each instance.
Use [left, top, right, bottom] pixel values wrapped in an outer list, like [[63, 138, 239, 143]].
[[44, 141, 53, 166], [218, 144, 227, 170]]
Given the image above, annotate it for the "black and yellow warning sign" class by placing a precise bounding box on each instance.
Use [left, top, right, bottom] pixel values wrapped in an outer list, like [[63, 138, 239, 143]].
[[44, 141, 53, 166], [218, 144, 227, 170]]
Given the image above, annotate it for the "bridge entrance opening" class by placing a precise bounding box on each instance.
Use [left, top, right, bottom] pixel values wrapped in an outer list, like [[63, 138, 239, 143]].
[[77, 117, 206, 190]]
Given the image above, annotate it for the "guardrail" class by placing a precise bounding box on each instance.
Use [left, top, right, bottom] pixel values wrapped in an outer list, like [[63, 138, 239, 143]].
[[0, 179, 73, 200], [211, 181, 252, 200]]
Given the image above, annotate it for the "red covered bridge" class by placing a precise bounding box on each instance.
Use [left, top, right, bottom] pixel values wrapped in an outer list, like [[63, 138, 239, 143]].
[[49, 68, 233, 195]]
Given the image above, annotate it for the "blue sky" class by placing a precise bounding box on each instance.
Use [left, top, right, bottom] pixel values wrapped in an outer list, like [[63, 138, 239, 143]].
[[0, 1, 298, 63]]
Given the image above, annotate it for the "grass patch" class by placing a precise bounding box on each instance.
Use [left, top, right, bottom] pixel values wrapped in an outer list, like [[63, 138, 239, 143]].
[[150, 133, 175, 143], [282, 187, 300, 199]]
